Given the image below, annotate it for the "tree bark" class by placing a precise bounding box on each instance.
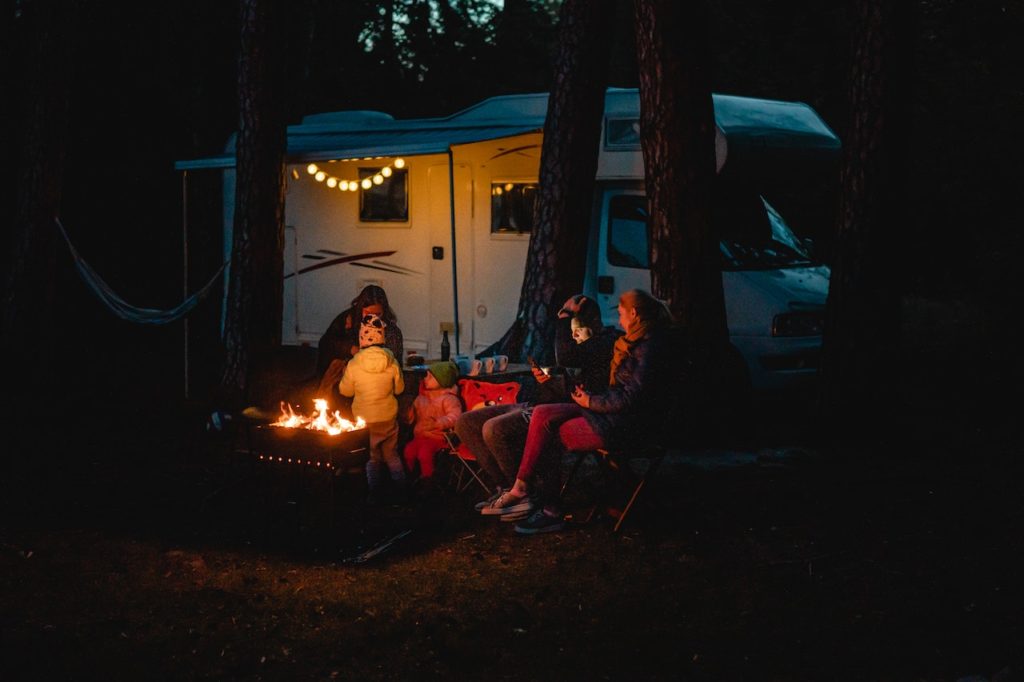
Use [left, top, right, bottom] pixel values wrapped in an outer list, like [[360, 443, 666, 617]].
[[1, 0, 77, 398], [221, 0, 288, 401], [633, 0, 727, 352], [491, 0, 615, 364], [820, 0, 911, 438]]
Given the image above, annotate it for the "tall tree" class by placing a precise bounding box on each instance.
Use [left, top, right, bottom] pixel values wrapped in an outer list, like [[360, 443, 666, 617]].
[[819, 0, 911, 439], [633, 0, 726, 351], [1, 0, 78, 399], [490, 0, 615, 364], [220, 0, 289, 400]]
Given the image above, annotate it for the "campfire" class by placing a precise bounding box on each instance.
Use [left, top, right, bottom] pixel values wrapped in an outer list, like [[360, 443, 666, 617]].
[[252, 399, 371, 471], [270, 399, 366, 435]]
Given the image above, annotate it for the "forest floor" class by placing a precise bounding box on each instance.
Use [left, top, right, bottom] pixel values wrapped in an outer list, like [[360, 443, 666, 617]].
[[2, 298, 1022, 681]]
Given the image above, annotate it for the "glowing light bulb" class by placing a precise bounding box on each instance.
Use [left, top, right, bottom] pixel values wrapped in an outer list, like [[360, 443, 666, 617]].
[[360, 178, 372, 190], [348, 183, 358, 192], [494, 187, 503, 195], [326, 177, 338, 188], [372, 174, 384, 185], [291, 169, 299, 180], [381, 166, 392, 177], [315, 171, 326, 182], [306, 163, 318, 175], [394, 158, 405, 168], [505, 183, 514, 191], [338, 180, 349, 191]]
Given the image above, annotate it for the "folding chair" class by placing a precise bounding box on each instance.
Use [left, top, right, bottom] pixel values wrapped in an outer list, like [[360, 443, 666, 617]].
[[559, 443, 668, 533], [441, 378, 522, 495]]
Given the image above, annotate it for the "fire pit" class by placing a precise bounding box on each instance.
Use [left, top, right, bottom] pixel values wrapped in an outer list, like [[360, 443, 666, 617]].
[[247, 400, 370, 471]]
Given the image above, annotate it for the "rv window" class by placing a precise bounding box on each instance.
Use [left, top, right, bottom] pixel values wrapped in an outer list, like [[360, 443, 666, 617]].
[[491, 182, 537, 234], [606, 191, 814, 271], [359, 168, 408, 222], [607, 195, 649, 268]]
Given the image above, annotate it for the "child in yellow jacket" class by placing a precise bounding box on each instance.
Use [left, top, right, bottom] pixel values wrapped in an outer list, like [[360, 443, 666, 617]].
[[339, 313, 406, 504]]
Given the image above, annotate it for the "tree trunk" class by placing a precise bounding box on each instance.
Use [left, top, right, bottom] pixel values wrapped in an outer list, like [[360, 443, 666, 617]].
[[1, 0, 77, 399], [633, 0, 726, 351], [221, 0, 288, 401], [820, 0, 911, 439], [491, 0, 615, 364]]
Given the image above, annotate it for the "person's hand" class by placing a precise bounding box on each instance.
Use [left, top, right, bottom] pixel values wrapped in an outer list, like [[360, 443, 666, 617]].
[[557, 294, 587, 319], [531, 365, 550, 384], [571, 384, 590, 408]]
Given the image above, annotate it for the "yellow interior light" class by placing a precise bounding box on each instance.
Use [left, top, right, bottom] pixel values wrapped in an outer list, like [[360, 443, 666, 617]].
[[291, 169, 299, 180], [505, 183, 514, 191]]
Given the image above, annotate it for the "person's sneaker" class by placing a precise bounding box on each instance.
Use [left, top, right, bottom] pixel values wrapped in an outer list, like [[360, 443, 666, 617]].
[[474, 487, 505, 512], [480, 490, 535, 516], [499, 510, 530, 522], [514, 509, 566, 535]]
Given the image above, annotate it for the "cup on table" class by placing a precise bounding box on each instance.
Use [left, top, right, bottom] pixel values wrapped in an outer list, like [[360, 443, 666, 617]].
[[494, 354, 509, 372], [454, 355, 472, 375], [468, 358, 482, 376], [482, 356, 496, 374]]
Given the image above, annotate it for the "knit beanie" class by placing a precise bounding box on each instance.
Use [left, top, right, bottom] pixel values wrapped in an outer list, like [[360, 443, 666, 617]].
[[574, 296, 604, 331], [358, 313, 386, 348], [427, 360, 458, 388]]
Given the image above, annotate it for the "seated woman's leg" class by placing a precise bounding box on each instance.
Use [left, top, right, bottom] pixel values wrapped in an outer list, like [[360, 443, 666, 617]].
[[535, 416, 605, 510], [454, 403, 519, 489], [517, 403, 587, 482]]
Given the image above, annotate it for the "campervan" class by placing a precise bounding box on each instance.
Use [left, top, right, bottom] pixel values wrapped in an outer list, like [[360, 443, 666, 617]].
[[176, 88, 840, 392]]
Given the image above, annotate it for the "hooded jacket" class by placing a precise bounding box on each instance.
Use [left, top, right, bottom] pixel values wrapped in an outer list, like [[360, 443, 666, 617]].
[[338, 345, 405, 423], [411, 382, 463, 440]]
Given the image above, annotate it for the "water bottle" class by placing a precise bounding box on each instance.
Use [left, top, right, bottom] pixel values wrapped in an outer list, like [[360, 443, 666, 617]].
[[440, 330, 450, 361]]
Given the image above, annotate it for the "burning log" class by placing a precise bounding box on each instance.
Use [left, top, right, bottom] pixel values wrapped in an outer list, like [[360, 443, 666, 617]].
[[250, 399, 370, 471]]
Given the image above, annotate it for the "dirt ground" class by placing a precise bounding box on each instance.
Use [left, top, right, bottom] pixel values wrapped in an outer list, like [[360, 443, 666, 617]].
[[2, 305, 1022, 681]]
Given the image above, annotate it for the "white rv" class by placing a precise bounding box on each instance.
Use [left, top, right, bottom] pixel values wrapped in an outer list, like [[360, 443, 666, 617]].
[[176, 88, 840, 392]]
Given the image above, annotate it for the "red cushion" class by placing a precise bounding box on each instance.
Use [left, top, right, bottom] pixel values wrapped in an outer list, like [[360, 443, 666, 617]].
[[457, 379, 521, 412]]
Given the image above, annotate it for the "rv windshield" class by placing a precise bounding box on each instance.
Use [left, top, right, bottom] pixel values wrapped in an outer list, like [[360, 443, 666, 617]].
[[606, 192, 813, 271]]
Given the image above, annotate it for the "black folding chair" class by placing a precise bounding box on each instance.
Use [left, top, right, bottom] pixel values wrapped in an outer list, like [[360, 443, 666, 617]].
[[560, 444, 668, 533]]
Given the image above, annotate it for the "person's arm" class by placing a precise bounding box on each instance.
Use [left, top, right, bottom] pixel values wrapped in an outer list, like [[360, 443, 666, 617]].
[[585, 338, 656, 415], [393, 363, 405, 396], [338, 365, 355, 398], [436, 394, 463, 431]]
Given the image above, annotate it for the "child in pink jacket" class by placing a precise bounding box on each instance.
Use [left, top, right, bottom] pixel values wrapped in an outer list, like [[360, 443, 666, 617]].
[[403, 361, 462, 488]]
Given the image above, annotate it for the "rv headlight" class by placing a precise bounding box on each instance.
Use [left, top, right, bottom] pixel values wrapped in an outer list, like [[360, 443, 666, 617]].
[[772, 312, 824, 337]]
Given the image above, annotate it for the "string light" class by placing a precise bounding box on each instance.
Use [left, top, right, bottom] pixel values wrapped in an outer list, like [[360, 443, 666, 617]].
[[326, 177, 338, 188], [381, 167, 392, 177], [306, 163, 318, 175], [372, 174, 384, 185], [394, 158, 405, 168], [299, 158, 406, 197], [361, 178, 372, 190], [315, 171, 326, 182]]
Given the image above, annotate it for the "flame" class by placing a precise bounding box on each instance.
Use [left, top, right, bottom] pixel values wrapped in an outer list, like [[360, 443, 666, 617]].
[[271, 399, 366, 435]]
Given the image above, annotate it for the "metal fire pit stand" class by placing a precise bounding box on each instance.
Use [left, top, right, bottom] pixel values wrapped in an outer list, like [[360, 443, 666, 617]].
[[241, 423, 370, 539]]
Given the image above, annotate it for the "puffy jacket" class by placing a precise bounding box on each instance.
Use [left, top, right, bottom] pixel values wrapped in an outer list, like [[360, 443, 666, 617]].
[[338, 345, 405, 423], [412, 383, 463, 440], [581, 326, 674, 448], [553, 319, 618, 396]]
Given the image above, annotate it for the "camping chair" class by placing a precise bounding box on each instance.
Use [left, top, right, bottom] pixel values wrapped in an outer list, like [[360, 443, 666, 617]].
[[559, 443, 668, 533], [441, 378, 522, 495]]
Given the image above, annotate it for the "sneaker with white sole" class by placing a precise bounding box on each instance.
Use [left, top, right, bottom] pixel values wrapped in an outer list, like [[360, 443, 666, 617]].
[[480, 490, 535, 516], [514, 508, 566, 534], [474, 487, 505, 512]]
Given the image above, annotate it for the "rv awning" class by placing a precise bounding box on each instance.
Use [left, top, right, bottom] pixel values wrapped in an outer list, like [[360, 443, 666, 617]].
[[174, 123, 543, 170]]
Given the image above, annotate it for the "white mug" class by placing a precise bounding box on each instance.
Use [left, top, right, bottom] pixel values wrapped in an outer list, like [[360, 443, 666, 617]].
[[468, 358, 482, 376], [494, 354, 509, 371], [482, 356, 495, 374]]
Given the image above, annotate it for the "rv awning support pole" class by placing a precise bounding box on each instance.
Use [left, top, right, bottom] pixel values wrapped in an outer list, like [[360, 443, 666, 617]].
[[447, 148, 460, 353], [181, 170, 190, 400]]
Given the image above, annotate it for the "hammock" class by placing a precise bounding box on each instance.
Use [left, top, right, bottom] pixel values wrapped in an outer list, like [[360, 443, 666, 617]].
[[55, 217, 229, 325]]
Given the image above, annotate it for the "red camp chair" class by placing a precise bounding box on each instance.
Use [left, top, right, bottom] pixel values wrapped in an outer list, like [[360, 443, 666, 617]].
[[442, 378, 521, 495]]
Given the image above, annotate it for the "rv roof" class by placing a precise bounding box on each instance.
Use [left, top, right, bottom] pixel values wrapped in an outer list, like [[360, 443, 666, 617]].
[[175, 88, 838, 170]]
